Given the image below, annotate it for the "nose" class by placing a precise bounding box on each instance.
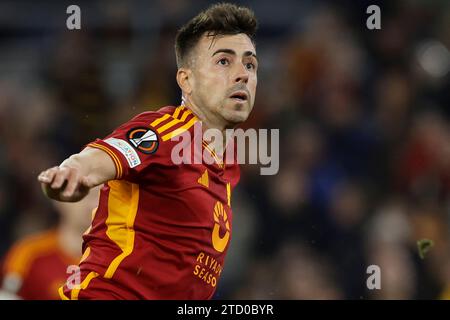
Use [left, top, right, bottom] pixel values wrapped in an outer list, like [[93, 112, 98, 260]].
[[234, 63, 249, 84]]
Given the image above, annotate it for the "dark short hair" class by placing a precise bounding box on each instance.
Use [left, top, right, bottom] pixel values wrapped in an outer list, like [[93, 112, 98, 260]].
[[175, 3, 258, 68]]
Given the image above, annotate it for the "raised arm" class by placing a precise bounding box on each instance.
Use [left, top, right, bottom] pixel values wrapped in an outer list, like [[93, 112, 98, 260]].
[[37, 147, 116, 202]]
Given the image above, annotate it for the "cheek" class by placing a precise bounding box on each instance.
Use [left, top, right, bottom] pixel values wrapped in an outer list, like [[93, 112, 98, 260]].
[[200, 72, 227, 94], [194, 78, 224, 106], [249, 77, 257, 96], [198, 78, 220, 94], [198, 67, 224, 87]]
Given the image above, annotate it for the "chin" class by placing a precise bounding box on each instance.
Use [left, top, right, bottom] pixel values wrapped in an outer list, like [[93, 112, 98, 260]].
[[222, 102, 252, 125], [223, 110, 250, 125]]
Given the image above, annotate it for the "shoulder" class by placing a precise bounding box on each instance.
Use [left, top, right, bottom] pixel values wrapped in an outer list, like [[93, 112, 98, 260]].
[[127, 105, 199, 146], [93, 105, 200, 176]]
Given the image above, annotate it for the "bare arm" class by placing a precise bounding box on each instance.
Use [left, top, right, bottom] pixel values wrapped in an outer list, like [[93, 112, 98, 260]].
[[37, 147, 116, 202]]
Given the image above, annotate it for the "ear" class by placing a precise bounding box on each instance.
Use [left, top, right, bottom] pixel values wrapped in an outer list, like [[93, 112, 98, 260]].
[[176, 67, 193, 96]]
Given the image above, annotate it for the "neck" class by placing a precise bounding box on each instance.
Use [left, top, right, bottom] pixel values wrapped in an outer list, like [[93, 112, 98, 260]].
[[183, 98, 235, 156], [184, 99, 226, 131]]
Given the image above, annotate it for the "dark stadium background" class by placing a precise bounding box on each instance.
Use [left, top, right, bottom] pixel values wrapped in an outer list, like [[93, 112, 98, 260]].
[[0, 0, 449, 299]]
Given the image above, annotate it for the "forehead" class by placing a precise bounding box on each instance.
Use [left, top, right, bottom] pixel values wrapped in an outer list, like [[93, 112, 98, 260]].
[[196, 33, 256, 57]]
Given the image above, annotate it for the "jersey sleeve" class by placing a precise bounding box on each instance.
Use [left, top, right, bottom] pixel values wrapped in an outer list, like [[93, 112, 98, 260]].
[[86, 112, 171, 182]]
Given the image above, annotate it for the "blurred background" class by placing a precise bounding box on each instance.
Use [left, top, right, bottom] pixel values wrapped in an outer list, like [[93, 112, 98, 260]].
[[0, 0, 449, 299]]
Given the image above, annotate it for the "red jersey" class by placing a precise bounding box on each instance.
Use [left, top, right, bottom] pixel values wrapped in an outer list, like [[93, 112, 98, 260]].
[[60, 105, 240, 300], [1, 229, 78, 300]]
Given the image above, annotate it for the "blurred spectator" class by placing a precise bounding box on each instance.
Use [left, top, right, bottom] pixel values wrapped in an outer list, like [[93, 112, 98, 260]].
[[0, 187, 99, 300], [0, 0, 449, 299]]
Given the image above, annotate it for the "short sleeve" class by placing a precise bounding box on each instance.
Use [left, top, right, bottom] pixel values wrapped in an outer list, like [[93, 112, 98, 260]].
[[87, 112, 168, 182]]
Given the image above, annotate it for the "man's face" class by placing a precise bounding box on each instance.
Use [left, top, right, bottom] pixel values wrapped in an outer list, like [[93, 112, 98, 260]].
[[188, 33, 258, 127]]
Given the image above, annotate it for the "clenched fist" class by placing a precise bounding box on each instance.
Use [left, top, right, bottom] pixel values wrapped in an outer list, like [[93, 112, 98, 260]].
[[38, 166, 94, 202]]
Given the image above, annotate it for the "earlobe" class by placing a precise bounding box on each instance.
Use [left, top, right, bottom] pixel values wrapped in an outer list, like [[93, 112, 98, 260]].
[[176, 68, 193, 95]]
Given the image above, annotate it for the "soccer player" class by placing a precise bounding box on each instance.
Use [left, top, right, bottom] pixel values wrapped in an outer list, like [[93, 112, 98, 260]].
[[0, 187, 99, 299], [37, 3, 258, 299]]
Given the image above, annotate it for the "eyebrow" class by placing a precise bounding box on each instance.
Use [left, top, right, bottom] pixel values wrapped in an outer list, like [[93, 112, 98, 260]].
[[211, 49, 258, 62]]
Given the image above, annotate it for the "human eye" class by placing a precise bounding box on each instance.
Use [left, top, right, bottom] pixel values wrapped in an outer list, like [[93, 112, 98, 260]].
[[217, 57, 230, 66], [244, 57, 258, 71], [245, 62, 255, 70]]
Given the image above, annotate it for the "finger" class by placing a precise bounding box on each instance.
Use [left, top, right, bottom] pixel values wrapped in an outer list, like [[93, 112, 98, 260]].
[[38, 172, 50, 183], [51, 167, 70, 189], [62, 170, 80, 198], [38, 167, 58, 184]]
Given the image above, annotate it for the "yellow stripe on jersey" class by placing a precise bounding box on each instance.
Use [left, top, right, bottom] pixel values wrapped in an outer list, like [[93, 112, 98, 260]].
[[70, 271, 99, 300], [88, 143, 123, 179], [161, 117, 198, 141], [103, 180, 139, 279], [79, 247, 91, 264], [150, 113, 171, 127], [148, 106, 199, 141], [179, 108, 192, 121], [203, 141, 224, 168], [58, 286, 70, 300], [227, 182, 231, 207], [156, 110, 191, 134], [172, 106, 185, 119]]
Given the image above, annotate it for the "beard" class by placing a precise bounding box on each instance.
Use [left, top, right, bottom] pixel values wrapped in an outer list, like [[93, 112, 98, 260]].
[[220, 83, 253, 124], [220, 100, 252, 125]]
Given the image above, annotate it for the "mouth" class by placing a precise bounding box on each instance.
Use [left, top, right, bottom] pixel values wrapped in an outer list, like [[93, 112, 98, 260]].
[[229, 91, 249, 103]]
